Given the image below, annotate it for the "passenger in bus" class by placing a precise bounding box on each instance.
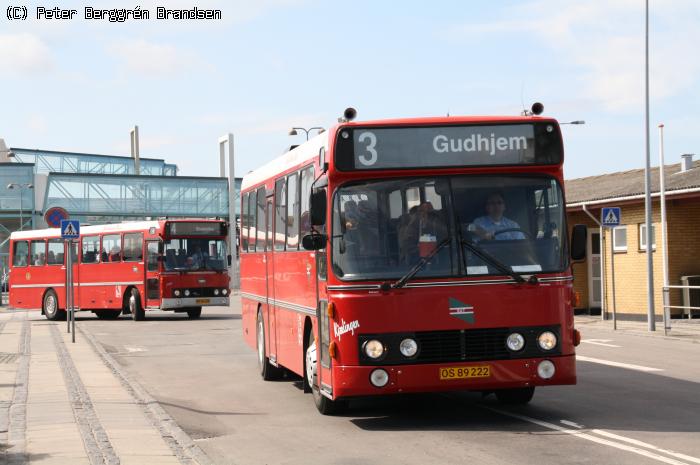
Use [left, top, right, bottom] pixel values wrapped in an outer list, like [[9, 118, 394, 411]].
[[471, 192, 525, 240], [398, 201, 447, 264], [343, 200, 359, 230], [47, 250, 56, 265], [109, 245, 121, 262], [190, 245, 206, 269], [34, 253, 46, 266]]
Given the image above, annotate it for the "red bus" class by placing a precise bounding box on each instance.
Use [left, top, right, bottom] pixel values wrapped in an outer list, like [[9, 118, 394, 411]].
[[240, 111, 587, 414], [9, 219, 231, 320]]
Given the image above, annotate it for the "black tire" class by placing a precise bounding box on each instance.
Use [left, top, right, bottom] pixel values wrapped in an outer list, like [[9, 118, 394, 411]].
[[94, 310, 121, 320], [129, 288, 145, 321], [256, 310, 283, 380], [305, 336, 347, 415], [495, 387, 535, 405], [187, 307, 202, 319], [43, 289, 66, 321]]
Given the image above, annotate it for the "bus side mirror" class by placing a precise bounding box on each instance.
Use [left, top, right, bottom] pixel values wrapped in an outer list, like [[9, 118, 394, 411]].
[[570, 224, 587, 261], [302, 233, 326, 251], [310, 189, 327, 226], [227, 254, 232, 266]]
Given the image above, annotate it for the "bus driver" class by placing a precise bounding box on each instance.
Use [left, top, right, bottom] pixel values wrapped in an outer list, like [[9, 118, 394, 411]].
[[471, 192, 525, 241]]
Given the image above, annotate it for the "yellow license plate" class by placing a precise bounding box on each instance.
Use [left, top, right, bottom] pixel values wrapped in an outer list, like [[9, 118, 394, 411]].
[[195, 298, 210, 304], [439, 365, 490, 380]]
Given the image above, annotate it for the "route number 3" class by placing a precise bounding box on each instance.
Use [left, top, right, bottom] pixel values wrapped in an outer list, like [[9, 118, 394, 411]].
[[357, 131, 377, 166]]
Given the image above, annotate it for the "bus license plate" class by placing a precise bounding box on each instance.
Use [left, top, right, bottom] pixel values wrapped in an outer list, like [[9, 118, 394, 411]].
[[439, 366, 490, 380], [195, 298, 210, 304]]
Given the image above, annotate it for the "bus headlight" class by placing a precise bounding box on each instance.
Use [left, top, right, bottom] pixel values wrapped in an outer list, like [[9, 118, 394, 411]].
[[537, 360, 556, 379], [399, 338, 418, 358], [174, 289, 181, 297], [222, 288, 228, 296], [363, 340, 385, 359], [506, 333, 525, 352], [370, 369, 389, 387], [184, 289, 190, 297], [537, 331, 557, 351], [214, 289, 220, 296]]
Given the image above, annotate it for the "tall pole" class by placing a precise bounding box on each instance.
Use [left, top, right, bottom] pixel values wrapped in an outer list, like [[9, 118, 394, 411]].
[[644, 0, 655, 331], [658, 124, 670, 334], [19, 188, 24, 231]]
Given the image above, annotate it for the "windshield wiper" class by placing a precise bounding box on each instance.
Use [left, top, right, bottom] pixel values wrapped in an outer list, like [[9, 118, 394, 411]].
[[389, 238, 451, 289], [459, 239, 528, 284]]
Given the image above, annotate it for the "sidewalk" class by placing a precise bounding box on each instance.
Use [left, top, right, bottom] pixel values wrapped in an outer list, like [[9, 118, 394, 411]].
[[575, 314, 700, 343], [0, 309, 209, 465]]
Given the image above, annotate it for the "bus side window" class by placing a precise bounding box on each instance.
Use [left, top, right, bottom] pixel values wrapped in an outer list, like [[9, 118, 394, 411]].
[[12, 241, 29, 267], [103, 234, 122, 262], [82, 236, 100, 264], [248, 190, 257, 252], [241, 192, 249, 252], [47, 239, 64, 265], [256, 187, 266, 251], [124, 233, 143, 262], [287, 173, 299, 250], [31, 241, 46, 266], [146, 241, 159, 271], [274, 178, 286, 251]]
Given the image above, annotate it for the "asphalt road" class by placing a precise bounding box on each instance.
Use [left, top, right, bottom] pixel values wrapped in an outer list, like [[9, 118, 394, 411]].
[[69, 300, 700, 465]]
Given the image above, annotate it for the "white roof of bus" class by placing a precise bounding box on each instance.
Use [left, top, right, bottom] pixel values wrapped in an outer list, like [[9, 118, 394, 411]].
[[241, 131, 327, 191], [9, 220, 163, 241]]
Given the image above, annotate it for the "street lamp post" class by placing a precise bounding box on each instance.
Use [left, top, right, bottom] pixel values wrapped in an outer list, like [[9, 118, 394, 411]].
[[288, 127, 325, 141], [560, 121, 586, 125], [7, 183, 34, 231]]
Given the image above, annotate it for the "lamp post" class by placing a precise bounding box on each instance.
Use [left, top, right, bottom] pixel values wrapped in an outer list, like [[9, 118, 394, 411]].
[[560, 121, 586, 125], [7, 183, 34, 231], [288, 127, 325, 141]]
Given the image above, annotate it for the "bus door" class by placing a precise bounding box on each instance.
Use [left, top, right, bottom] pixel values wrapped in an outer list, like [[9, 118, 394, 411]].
[[265, 197, 278, 363], [145, 240, 161, 308]]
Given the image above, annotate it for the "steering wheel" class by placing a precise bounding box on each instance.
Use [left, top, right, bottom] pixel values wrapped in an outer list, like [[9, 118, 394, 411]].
[[493, 228, 531, 240]]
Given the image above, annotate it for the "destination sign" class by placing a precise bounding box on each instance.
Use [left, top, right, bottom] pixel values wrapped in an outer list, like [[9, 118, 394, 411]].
[[167, 222, 226, 237], [334, 122, 562, 171]]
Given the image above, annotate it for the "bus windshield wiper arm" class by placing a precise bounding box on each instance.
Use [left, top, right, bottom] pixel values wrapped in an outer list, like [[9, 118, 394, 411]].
[[459, 239, 527, 284], [391, 238, 451, 289]]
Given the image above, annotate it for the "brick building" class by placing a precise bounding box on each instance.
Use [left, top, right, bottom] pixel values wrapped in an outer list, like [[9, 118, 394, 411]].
[[566, 154, 700, 320]]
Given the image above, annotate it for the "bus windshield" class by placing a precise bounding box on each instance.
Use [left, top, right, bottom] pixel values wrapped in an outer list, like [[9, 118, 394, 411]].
[[164, 238, 227, 271], [331, 175, 566, 281]]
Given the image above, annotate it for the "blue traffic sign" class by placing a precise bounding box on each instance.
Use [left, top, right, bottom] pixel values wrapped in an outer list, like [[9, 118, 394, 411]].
[[601, 207, 621, 227], [60, 219, 80, 239]]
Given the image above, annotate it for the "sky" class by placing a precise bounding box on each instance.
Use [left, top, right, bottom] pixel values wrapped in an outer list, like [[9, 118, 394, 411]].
[[0, 0, 698, 180]]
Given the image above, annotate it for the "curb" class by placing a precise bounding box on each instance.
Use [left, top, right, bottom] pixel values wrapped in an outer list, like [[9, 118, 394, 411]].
[[78, 325, 216, 465]]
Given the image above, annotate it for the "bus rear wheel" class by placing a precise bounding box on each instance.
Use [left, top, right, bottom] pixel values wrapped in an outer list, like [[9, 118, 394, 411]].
[[495, 387, 535, 405], [43, 290, 66, 321], [256, 310, 282, 380], [305, 339, 347, 415], [186, 307, 202, 319], [129, 289, 145, 321]]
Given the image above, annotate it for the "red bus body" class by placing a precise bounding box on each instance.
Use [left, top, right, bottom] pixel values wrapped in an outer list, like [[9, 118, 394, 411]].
[[8, 219, 230, 318], [240, 116, 580, 411]]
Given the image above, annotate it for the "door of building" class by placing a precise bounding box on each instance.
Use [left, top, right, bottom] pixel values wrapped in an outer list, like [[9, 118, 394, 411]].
[[588, 230, 602, 308]]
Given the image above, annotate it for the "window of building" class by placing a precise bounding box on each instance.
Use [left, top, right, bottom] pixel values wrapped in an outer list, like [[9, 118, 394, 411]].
[[241, 193, 249, 252], [287, 173, 299, 250], [275, 178, 287, 251], [123, 233, 143, 261], [248, 190, 257, 252], [31, 241, 46, 266], [103, 234, 122, 262], [47, 239, 64, 265], [12, 241, 29, 267], [300, 166, 314, 239], [612, 226, 627, 252], [82, 236, 101, 263], [256, 187, 266, 251], [638, 223, 657, 251]]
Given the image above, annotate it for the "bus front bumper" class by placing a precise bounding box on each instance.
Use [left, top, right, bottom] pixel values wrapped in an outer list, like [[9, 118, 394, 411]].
[[330, 355, 576, 399], [161, 297, 229, 309]]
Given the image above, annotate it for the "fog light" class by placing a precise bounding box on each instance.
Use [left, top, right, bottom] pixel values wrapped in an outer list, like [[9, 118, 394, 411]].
[[174, 289, 181, 297], [222, 288, 228, 296], [399, 338, 418, 357], [506, 333, 525, 352], [370, 369, 389, 387], [538, 331, 557, 351], [184, 289, 190, 297], [363, 340, 385, 359], [537, 360, 556, 379], [214, 289, 220, 296]]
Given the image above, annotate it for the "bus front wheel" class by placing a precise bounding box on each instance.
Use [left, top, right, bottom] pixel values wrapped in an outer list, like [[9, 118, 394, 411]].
[[43, 289, 66, 321], [129, 289, 145, 321], [305, 339, 347, 415], [186, 307, 202, 319], [494, 387, 535, 405]]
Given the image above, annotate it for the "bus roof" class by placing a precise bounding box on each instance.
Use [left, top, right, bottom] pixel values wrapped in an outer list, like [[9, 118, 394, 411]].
[[8, 219, 225, 241]]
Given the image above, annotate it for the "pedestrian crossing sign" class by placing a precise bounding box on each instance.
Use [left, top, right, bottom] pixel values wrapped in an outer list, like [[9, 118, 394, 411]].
[[60, 219, 80, 239], [601, 207, 621, 227]]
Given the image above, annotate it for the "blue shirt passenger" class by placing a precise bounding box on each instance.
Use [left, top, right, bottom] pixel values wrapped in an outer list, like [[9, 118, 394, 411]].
[[471, 193, 525, 240]]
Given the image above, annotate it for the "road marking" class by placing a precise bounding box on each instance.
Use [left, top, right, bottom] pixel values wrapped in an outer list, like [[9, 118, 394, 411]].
[[591, 430, 700, 465], [581, 339, 621, 348], [125, 347, 146, 353], [560, 420, 583, 429], [487, 408, 694, 465], [577, 356, 663, 372]]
